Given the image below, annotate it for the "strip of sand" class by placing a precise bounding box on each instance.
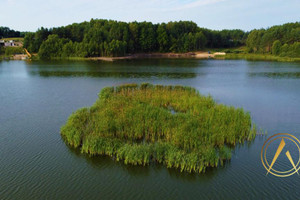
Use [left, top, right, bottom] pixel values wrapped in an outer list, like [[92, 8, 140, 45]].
[[4, 52, 226, 61], [88, 52, 226, 61]]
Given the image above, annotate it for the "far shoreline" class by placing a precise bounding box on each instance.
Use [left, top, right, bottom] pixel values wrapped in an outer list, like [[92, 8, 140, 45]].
[[2, 51, 300, 63], [87, 52, 226, 61], [1, 51, 225, 61]]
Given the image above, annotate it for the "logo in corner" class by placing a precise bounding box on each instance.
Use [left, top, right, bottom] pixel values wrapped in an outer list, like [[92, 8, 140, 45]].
[[261, 133, 300, 177]]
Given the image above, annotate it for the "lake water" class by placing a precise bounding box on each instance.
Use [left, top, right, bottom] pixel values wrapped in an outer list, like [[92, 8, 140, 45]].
[[1, 59, 300, 199]]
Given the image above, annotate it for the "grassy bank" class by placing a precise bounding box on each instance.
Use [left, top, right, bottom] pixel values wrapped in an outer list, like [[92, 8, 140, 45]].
[[61, 83, 256, 173], [0, 47, 26, 60], [30, 52, 222, 62], [222, 53, 300, 62], [211, 45, 300, 62], [0, 37, 24, 42], [2, 52, 300, 63]]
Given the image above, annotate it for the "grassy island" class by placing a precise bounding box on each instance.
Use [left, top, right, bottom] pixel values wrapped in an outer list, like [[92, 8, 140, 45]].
[[61, 83, 256, 173]]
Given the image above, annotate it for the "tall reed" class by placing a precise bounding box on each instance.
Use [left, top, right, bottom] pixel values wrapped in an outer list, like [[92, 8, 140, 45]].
[[61, 83, 256, 173]]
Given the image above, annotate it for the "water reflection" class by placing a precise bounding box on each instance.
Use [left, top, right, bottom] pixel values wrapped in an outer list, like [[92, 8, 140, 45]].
[[30, 71, 198, 78], [2, 59, 300, 199], [64, 135, 221, 181], [23, 59, 204, 79], [66, 142, 151, 176], [249, 72, 300, 78]]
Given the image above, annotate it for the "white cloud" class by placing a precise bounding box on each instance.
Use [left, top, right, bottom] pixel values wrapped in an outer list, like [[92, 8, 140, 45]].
[[161, 0, 226, 11]]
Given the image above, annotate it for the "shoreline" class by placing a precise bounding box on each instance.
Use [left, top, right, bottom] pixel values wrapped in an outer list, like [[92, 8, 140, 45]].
[[87, 52, 226, 61], [2, 52, 300, 63], [224, 53, 300, 62]]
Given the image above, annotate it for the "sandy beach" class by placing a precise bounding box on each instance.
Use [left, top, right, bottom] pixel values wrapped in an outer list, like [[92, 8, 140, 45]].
[[88, 52, 226, 61]]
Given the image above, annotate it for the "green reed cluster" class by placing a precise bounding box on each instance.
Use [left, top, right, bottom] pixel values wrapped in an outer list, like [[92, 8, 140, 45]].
[[61, 83, 256, 173]]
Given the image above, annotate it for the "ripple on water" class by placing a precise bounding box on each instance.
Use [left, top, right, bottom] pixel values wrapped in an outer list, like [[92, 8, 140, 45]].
[[1, 60, 300, 199]]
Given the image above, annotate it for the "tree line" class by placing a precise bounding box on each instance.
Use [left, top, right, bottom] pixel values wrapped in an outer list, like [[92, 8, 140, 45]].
[[23, 19, 246, 59], [246, 22, 300, 57], [3, 20, 300, 59], [0, 27, 25, 38]]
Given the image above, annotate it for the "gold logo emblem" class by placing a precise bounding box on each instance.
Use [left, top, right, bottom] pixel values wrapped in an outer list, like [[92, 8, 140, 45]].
[[261, 133, 300, 177]]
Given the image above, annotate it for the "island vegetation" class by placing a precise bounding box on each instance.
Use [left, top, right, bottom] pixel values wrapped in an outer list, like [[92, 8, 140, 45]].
[[61, 83, 256, 173]]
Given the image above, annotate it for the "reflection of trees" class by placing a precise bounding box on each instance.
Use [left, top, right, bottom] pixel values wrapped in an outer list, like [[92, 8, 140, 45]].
[[26, 59, 203, 79], [249, 72, 300, 78], [32, 71, 197, 79]]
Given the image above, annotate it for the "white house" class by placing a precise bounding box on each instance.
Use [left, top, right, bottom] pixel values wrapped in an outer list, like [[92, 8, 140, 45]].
[[4, 40, 15, 47]]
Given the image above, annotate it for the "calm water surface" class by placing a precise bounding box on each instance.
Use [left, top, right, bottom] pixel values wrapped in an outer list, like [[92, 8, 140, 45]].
[[1, 59, 300, 199]]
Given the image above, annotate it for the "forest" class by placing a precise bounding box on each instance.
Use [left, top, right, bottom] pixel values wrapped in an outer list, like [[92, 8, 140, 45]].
[[22, 19, 246, 59], [3, 20, 300, 59], [246, 22, 300, 57], [61, 83, 256, 173], [0, 27, 25, 38]]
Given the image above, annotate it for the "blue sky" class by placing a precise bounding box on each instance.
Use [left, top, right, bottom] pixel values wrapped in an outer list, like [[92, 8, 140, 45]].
[[1, 0, 299, 32]]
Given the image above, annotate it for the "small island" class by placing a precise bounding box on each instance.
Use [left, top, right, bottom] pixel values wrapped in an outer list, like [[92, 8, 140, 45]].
[[61, 83, 256, 173]]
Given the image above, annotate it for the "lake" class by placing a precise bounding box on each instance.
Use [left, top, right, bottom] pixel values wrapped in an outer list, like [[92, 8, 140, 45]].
[[1, 59, 300, 199]]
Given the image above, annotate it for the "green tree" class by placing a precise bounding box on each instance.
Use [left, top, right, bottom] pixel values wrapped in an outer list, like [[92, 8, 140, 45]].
[[195, 32, 207, 50], [106, 40, 127, 56], [139, 22, 156, 52], [272, 40, 281, 55], [0, 26, 21, 38], [261, 32, 275, 52], [157, 24, 169, 52], [280, 43, 290, 57], [246, 29, 265, 53], [38, 34, 66, 59], [23, 33, 35, 52], [128, 22, 139, 52], [62, 41, 75, 57]]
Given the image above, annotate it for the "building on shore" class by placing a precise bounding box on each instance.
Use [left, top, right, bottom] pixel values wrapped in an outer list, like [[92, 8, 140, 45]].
[[4, 40, 15, 47]]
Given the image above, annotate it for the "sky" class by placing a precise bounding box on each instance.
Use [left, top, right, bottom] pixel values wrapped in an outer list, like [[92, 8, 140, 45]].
[[1, 0, 300, 32]]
